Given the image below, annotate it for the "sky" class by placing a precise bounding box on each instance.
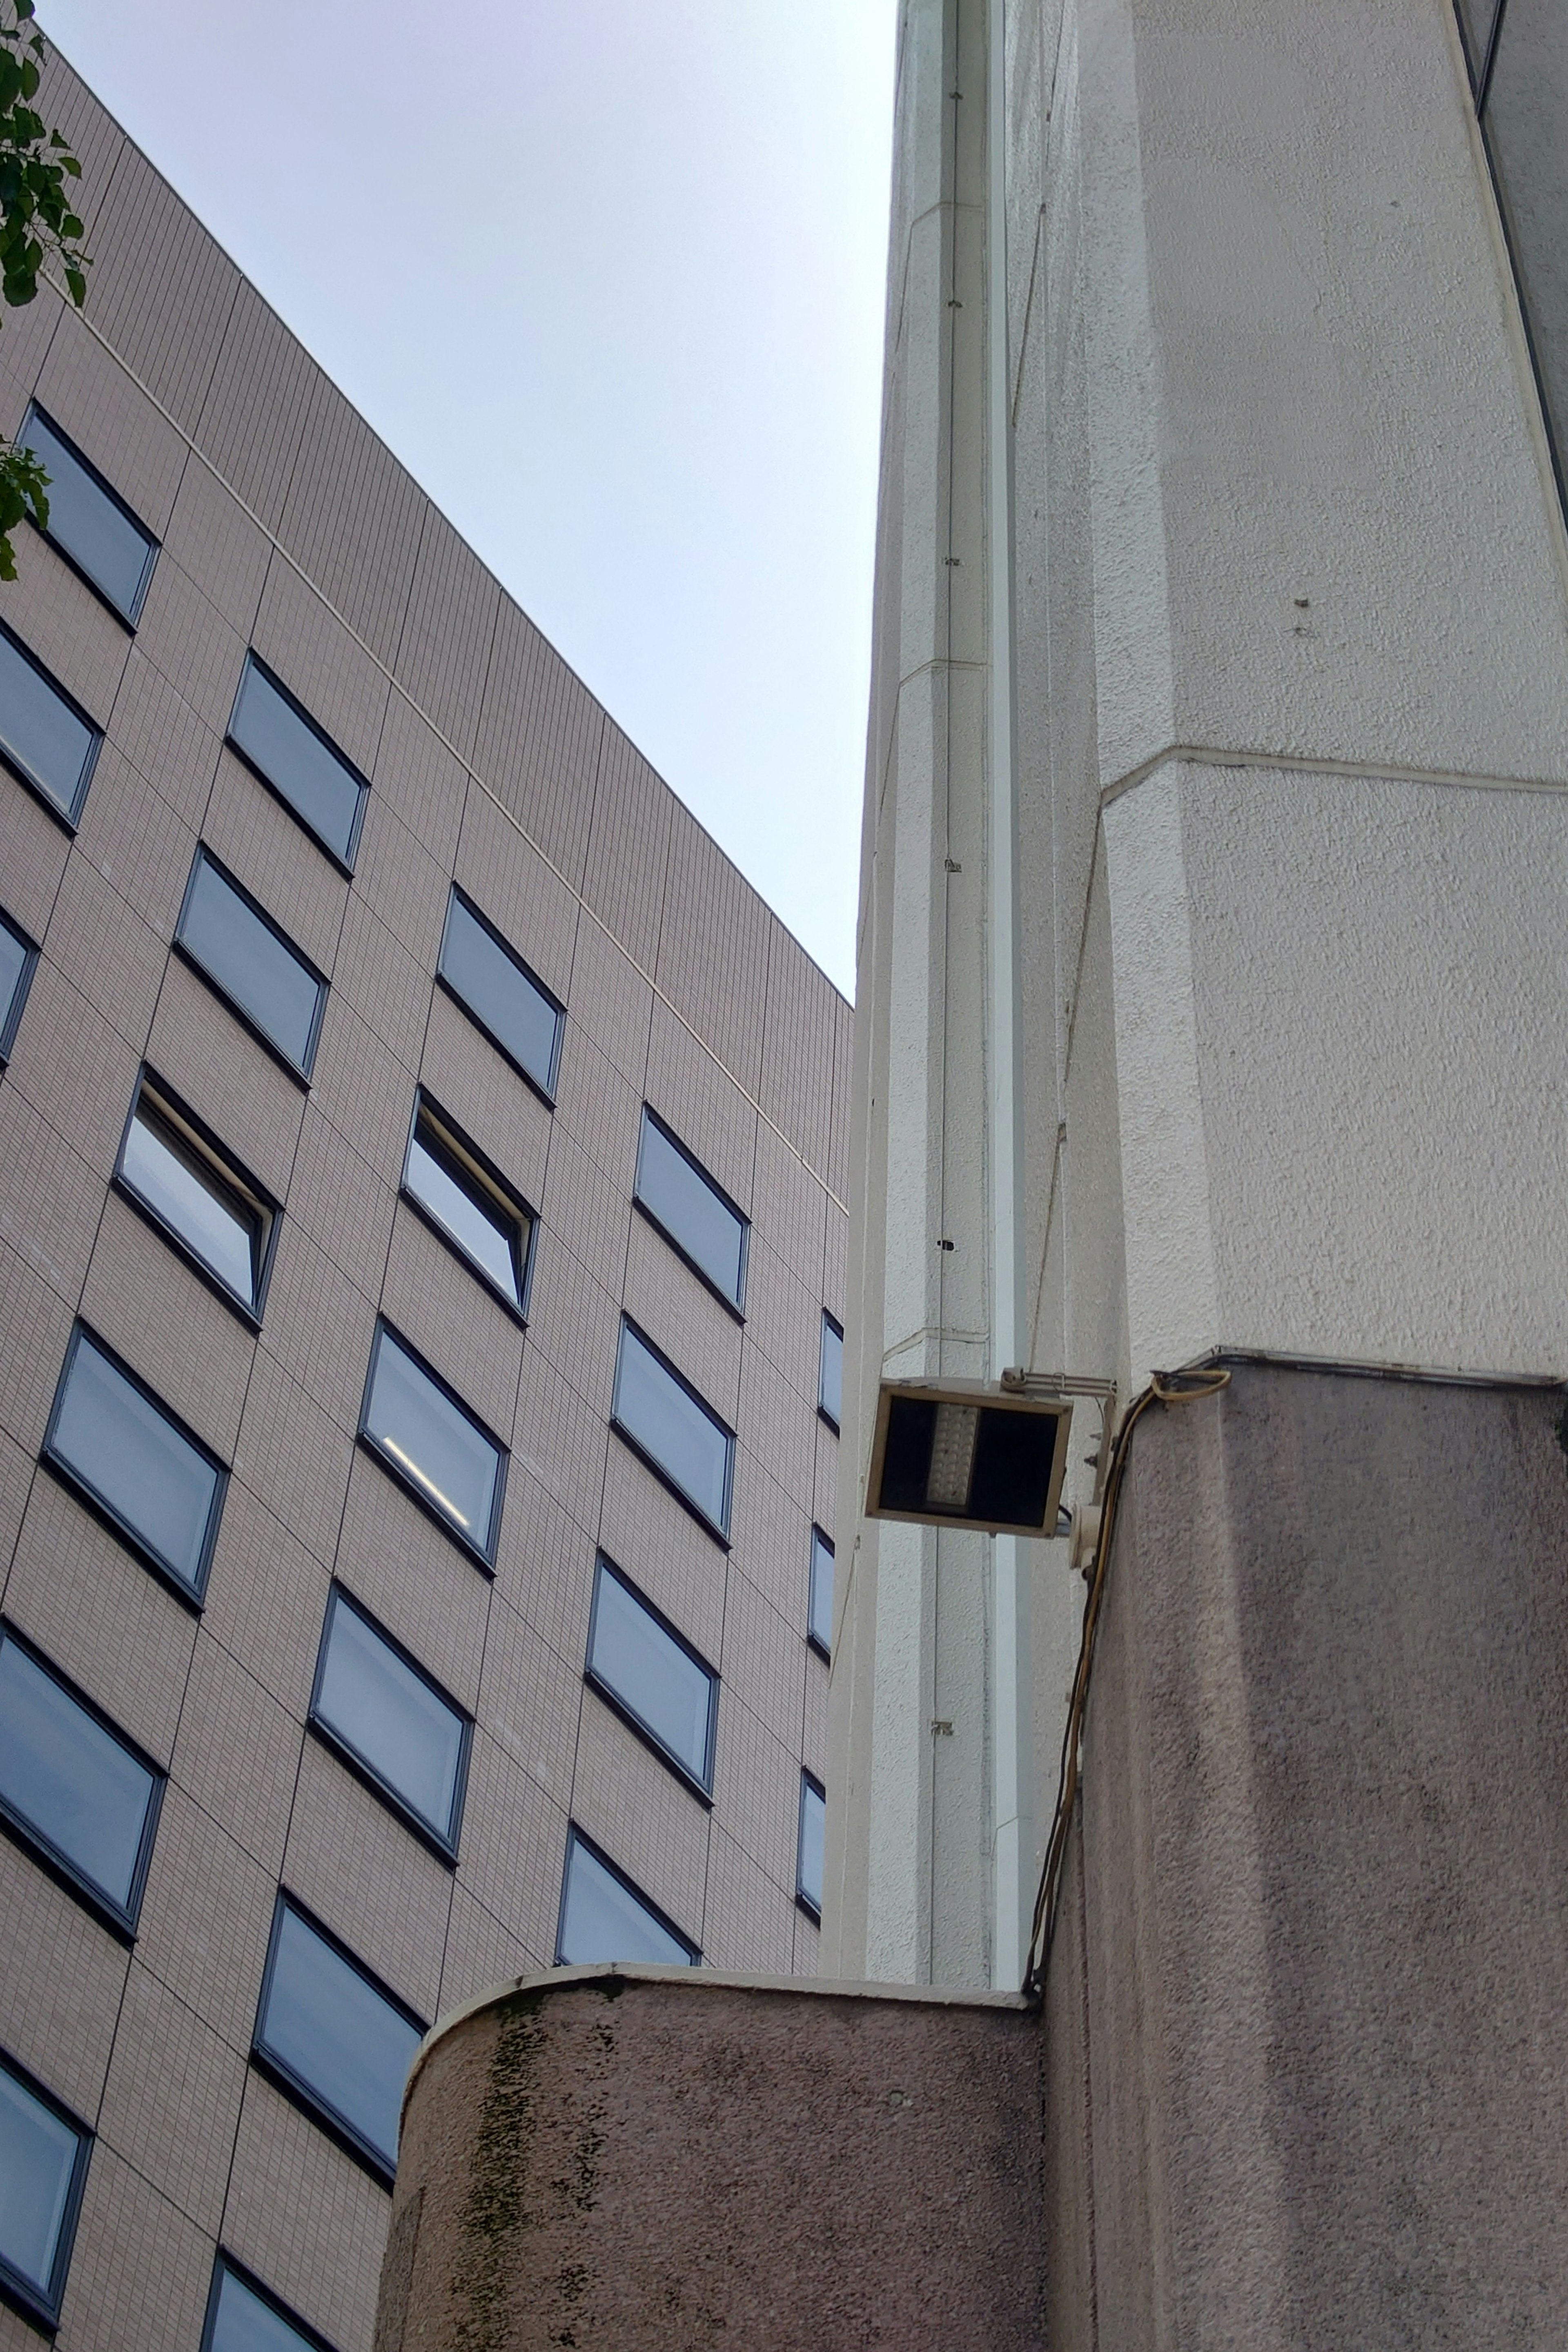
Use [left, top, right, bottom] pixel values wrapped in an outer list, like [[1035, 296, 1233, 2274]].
[[40, 0, 899, 998]]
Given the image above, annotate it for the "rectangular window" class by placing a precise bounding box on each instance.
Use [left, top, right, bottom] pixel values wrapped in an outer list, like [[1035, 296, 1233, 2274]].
[[203, 2257, 339, 2352], [44, 1325, 227, 1603], [19, 406, 158, 625], [438, 888, 563, 1100], [402, 1093, 532, 1316], [797, 1771, 826, 1920], [252, 1897, 423, 2181], [556, 1828, 698, 1967], [586, 1558, 717, 1795], [117, 1072, 277, 1319], [808, 1527, 834, 1659], [176, 850, 328, 1079], [310, 1587, 470, 1855], [634, 1109, 748, 1310], [819, 1313, 844, 1430], [360, 1322, 506, 1565], [0, 1626, 163, 1934], [0, 2051, 90, 2329], [612, 1320, 733, 1539], [0, 905, 37, 1063], [228, 654, 369, 871], [0, 619, 100, 827]]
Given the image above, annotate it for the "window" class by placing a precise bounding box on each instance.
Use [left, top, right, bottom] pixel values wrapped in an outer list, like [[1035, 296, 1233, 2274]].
[[634, 1109, 748, 1311], [310, 1587, 470, 1855], [556, 1829, 698, 1967], [0, 905, 37, 1063], [438, 888, 563, 1100], [18, 406, 158, 625], [612, 1320, 733, 1539], [176, 850, 328, 1079], [0, 1626, 163, 1934], [797, 1771, 826, 1920], [117, 1073, 277, 1318], [252, 1898, 423, 2181], [228, 655, 368, 870], [44, 1326, 226, 1602], [360, 1323, 506, 1566], [808, 1527, 834, 1659], [202, 2258, 339, 2352], [586, 1559, 717, 1795], [0, 619, 100, 826], [402, 1093, 532, 1316], [819, 1313, 844, 1430], [0, 2051, 89, 2329]]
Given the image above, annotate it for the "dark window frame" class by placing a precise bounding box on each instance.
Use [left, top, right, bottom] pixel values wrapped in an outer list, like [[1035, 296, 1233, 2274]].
[[808, 1526, 834, 1661], [633, 1106, 750, 1318], [0, 615, 102, 831], [357, 1319, 508, 1570], [19, 402, 160, 627], [226, 652, 370, 877], [308, 1583, 472, 1863], [42, 1322, 228, 1610], [0, 2045, 91, 2331], [554, 1825, 701, 1969], [200, 2254, 341, 2352], [611, 1316, 735, 1545], [584, 1555, 719, 1802], [0, 1619, 165, 1941], [0, 903, 38, 1065], [797, 1769, 826, 1922], [400, 1089, 535, 1324], [437, 886, 565, 1107], [114, 1068, 280, 1327], [818, 1311, 844, 1433], [174, 847, 329, 1085], [251, 1891, 425, 2189]]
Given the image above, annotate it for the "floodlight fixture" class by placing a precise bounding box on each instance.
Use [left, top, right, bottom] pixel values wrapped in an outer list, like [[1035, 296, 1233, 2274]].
[[865, 1378, 1073, 1539]]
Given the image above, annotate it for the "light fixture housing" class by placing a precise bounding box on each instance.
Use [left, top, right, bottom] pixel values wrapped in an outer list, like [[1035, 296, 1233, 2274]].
[[865, 1379, 1073, 1538]]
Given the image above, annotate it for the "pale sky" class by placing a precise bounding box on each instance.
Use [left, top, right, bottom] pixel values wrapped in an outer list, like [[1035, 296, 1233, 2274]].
[[42, 0, 898, 998]]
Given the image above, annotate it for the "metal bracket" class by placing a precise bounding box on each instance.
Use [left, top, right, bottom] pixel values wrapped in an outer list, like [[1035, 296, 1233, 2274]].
[[1000, 1368, 1118, 1505]]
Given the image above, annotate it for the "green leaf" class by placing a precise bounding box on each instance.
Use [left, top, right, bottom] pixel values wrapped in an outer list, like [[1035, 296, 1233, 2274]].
[[63, 265, 82, 305]]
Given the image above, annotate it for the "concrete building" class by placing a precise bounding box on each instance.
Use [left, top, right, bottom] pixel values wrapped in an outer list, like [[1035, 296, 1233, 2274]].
[[0, 43, 848, 2352], [381, 0, 1568, 2345]]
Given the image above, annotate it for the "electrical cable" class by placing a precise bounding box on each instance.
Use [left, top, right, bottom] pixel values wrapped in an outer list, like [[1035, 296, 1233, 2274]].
[[1021, 1363, 1232, 1999]]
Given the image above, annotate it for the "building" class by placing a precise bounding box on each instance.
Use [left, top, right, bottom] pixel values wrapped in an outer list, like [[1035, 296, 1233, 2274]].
[[0, 42, 849, 2352], [383, 0, 1568, 2345]]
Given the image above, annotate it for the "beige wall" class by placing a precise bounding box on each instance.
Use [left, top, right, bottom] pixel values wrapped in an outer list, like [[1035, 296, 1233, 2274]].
[[0, 46, 847, 2352]]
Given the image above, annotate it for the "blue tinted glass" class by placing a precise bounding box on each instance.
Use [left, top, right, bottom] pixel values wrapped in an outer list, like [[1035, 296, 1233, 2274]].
[[588, 1562, 714, 1786], [635, 1114, 747, 1305], [819, 1316, 844, 1426], [20, 411, 156, 623], [808, 1528, 834, 1655], [798, 1775, 825, 1913], [613, 1324, 731, 1533], [0, 626, 98, 822], [439, 893, 561, 1094], [405, 1113, 524, 1308], [0, 1637, 158, 1917], [0, 2062, 82, 2310], [229, 658, 365, 865], [121, 1095, 263, 1307], [256, 1905, 421, 2172], [208, 2265, 323, 2352], [557, 1835, 694, 1966], [363, 1329, 502, 1557], [0, 915, 30, 1054], [49, 1332, 222, 1593], [314, 1591, 466, 1844], [178, 855, 324, 1074]]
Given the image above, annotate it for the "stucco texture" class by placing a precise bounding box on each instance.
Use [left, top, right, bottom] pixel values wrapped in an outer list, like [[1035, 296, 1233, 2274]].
[[1045, 1358, 1568, 2350], [380, 1971, 1045, 2350]]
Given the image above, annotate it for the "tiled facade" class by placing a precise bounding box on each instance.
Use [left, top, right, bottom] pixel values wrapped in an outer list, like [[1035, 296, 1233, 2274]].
[[0, 49, 849, 2352]]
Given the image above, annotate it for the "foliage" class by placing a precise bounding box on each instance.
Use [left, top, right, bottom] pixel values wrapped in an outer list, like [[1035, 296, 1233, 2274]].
[[0, 0, 89, 578]]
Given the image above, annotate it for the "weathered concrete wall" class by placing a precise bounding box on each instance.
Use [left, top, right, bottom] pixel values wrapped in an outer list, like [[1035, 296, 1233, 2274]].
[[380, 1968, 1045, 2350], [1045, 1359, 1568, 2349]]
